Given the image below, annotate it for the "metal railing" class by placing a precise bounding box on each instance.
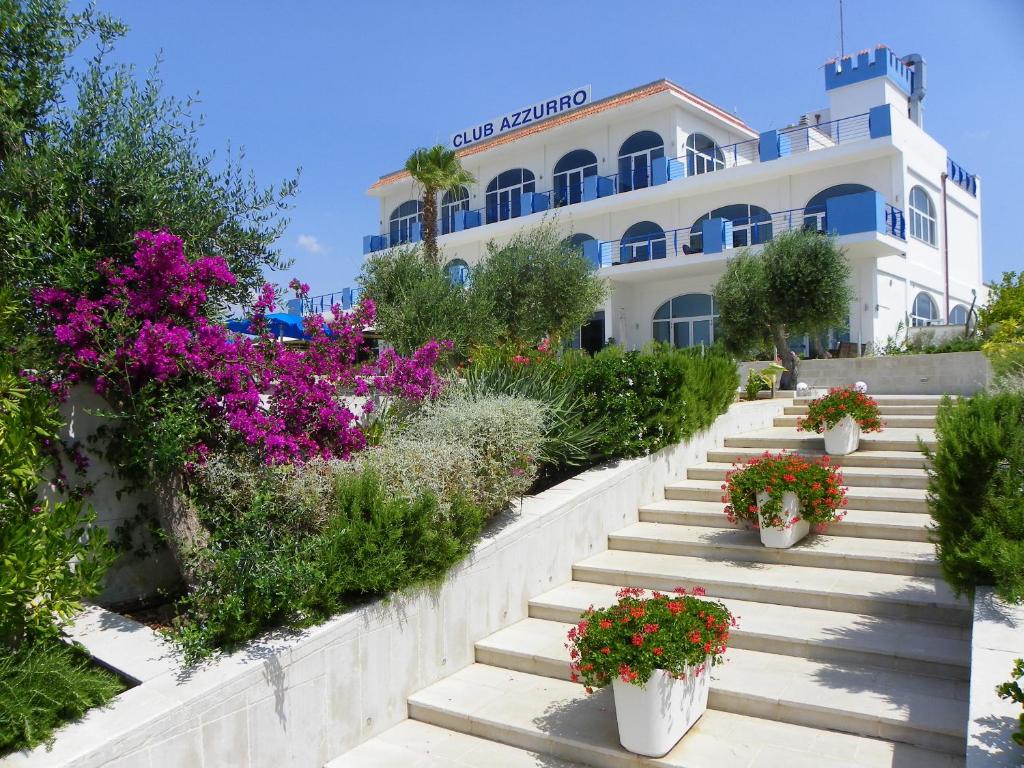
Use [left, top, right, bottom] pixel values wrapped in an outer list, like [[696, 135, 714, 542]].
[[302, 287, 362, 315], [776, 112, 870, 157]]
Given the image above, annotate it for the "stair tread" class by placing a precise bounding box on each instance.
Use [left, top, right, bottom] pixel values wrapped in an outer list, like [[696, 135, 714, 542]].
[[408, 664, 964, 768], [326, 719, 585, 768], [707, 447, 929, 469], [478, 617, 969, 713], [610, 522, 937, 563], [724, 426, 935, 450], [666, 478, 928, 501], [573, 549, 966, 613], [641, 502, 933, 533], [689, 462, 929, 480]]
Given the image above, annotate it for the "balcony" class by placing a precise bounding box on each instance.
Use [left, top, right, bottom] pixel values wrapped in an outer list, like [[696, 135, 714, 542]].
[[584, 191, 905, 272], [297, 287, 362, 316], [363, 109, 895, 254]]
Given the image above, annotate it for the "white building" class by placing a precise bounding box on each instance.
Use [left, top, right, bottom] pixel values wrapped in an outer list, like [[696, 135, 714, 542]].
[[351, 46, 983, 354]]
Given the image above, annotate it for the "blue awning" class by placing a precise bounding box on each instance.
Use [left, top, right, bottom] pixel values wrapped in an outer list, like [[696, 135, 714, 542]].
[[226, 312, 309, 339]]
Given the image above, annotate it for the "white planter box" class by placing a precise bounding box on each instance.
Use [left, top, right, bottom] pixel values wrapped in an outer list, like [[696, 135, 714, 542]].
[[824, 414, 861, 455], [756, 490, 810, 548], [612, 663, 710, 757]]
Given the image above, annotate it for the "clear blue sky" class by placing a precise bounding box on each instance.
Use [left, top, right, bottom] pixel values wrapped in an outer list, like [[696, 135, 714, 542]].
[[90, 0, 1022, 295]]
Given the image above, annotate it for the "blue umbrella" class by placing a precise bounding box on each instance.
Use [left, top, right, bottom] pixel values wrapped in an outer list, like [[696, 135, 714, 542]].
[[226, 312, 309, 339]]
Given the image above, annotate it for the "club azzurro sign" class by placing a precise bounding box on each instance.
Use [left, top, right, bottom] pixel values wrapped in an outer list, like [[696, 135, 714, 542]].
[[450, 86, 592, 149]]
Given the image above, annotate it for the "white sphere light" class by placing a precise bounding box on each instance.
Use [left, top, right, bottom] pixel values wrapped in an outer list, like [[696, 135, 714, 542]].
[[854, 381, 868, 393]]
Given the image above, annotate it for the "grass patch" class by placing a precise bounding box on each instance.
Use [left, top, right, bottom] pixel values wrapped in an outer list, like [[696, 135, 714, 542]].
[[0, 638, 125, 755]]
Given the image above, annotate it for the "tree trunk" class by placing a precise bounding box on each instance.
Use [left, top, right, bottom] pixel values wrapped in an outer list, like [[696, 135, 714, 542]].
[[421, 187, 439, 265], [809, 332, 831, 359], [151, 470, 208, 587], [771, 323, 798, 390]]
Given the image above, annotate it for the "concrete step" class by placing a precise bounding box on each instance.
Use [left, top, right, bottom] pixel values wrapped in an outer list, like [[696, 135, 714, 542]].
[[665, 478, 929, 514], [724, 426, 936, 452], [640, 499, 934, 542], [325, 719, 586, 767], [607, 522, 940, 578], [572, 549, 969, 626], [774, 415, 936, 429], [408, 664, 965, 766], [475, 618, 968, 753], [785, 404, 939, 416], [795, 395, 951, 407], [686, 461, 929, 489], [525, 584, 969, 679], [707, 446, 929, 470]]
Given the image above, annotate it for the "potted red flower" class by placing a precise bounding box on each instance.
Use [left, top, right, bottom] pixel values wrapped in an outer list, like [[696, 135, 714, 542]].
[[722, 452, 847, 548], [566, 586, 734, 757], [797, 387, 883, 455]]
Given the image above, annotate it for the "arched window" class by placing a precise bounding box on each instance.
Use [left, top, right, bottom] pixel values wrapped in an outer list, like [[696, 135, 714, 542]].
[[618, 131, 664, 192], [689, 203, 773, 252], [653, 294, 719, 348], [620, 221, 666, 264], [389, 200, 423, 245], [440, 187, 470, 235], [909, 186, 937, 246], [567, 232, 595, 249], [686, 133, 725, 176], [553, 150, 598, 207], [444, 258, 470, 287], [486, 168, 535, 223], [949, 303, 969, 326], [911, 291, 941, 327], [804, 183, 873, 230]]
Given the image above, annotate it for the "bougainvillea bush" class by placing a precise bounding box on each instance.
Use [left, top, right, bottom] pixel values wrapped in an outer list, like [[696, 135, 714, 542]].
[[566, 586, 734, 692], [798, 387, 883, 433], [723, 452, 847, 530], [34, 231, 445, 472]]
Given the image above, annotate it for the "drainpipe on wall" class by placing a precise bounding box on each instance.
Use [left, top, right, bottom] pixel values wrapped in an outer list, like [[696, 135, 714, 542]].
[[941, 172, 951, 319]]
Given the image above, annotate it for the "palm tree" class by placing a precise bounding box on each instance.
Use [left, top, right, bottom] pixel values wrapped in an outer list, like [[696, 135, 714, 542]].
[[404, 145, 475, 265]]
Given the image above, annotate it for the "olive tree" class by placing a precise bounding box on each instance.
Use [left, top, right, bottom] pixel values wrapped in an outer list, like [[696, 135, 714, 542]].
[[713, 229, 853, 387], [471, 223, 608, 348]]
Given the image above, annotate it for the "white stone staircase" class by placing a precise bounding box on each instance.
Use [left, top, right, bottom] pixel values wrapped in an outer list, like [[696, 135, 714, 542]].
[[331, 395, 970, 768]]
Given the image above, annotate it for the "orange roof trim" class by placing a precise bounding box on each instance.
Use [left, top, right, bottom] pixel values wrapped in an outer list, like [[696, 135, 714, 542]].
[[369, 79, 756, 191]]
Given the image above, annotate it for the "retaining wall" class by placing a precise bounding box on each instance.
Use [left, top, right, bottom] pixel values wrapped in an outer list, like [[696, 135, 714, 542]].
[[738, 351, 991, 396]]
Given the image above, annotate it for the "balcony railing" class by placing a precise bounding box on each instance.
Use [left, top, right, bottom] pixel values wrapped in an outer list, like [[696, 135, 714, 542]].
[[364, 108, 892, 254], [300, 287, 362, 316], [588, 194, 905, 269]]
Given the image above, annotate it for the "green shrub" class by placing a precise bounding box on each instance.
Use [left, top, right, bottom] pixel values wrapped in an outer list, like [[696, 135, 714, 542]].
[[460, 355, 605, 472], [359, 391, 543, 519], [996, 658, 1024, 748], [926, 392, 1024, 602], [0, 639, 124, 755], [572, 344, 738, 460], [176, 468, 484, 661]]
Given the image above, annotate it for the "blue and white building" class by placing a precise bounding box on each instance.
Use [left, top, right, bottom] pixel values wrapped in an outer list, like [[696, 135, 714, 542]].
[[347, 46, 983, 354]]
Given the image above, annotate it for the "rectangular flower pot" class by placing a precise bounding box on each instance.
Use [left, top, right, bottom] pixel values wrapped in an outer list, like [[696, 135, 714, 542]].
[[612, 664, 710, 757], [824, 414, 861, 455], [755, 490, 810, 548]]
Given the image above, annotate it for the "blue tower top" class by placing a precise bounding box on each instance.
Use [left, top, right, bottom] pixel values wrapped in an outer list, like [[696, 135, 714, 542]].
[[825, 46, 913, 96]]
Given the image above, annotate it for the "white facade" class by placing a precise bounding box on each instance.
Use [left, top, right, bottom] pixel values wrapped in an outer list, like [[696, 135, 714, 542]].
[[361, 47, 984, 354]]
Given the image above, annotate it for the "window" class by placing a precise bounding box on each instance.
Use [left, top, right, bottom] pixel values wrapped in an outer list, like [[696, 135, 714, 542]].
[[440, 187, 470, 235], [804, 183, 873, 231], [949, 303, 969, 326], [652, 294, 719, 348], [618, 131, 664, 192], [444, 258, 470, 287], [553, 150, 598, 206], [389, 200, 423, 245], [911, 291, 941, 326], [685, 133, 725, 176], [689, 203, 772, 252], [619, 221, 666, 264], [485, 168, 535, 223], [908, 186, 937, 246]]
